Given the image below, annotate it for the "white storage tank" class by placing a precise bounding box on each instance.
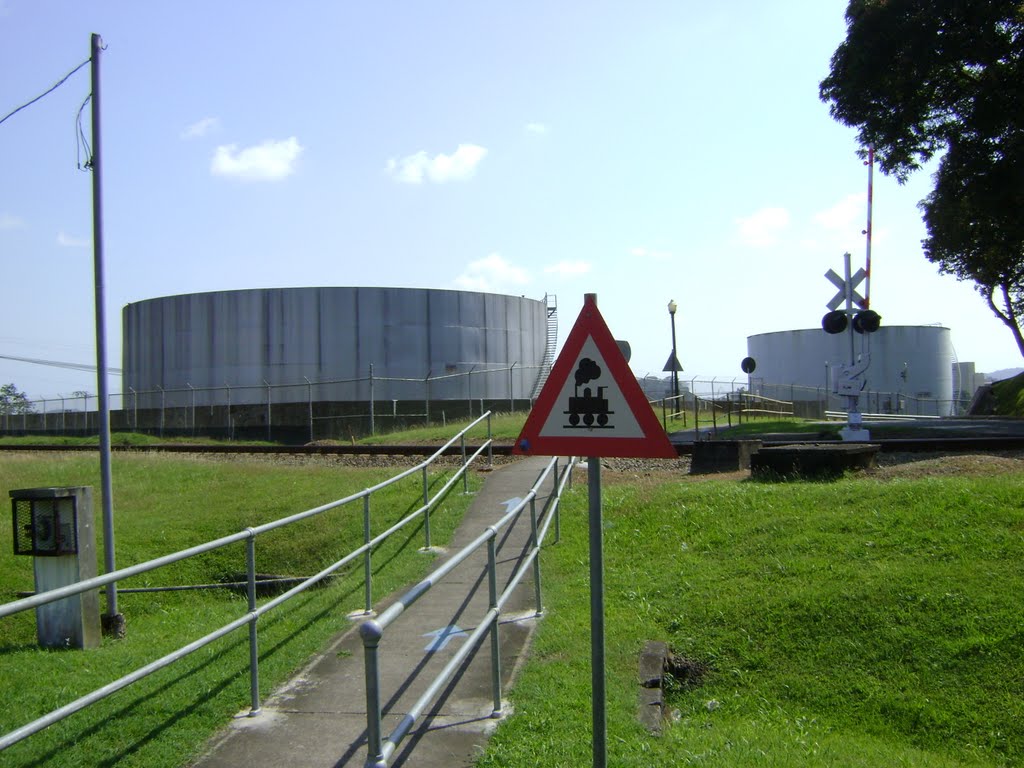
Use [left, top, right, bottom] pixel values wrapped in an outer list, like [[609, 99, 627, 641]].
[[746, 325, 955, 416], [123, 287, 551, 406]]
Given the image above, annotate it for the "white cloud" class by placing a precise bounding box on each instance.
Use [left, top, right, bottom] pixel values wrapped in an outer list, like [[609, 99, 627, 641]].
[[454, 253, 530, 292], [735, 206, 790, 247], [211, 137, 303, 181], [525, 122, 548, 135], [0, 212, 24, 230], [181, 117, 220, 140], [543, 260, 591, 277], [815, 193, 864, 231], [57, 231, 89, 248], [387, 144, 487, 184]]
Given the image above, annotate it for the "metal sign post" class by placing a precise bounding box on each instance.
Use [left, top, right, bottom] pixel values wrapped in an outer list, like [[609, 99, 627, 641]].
[[588, 456, 606, 768], [514, 294, 675, 767]]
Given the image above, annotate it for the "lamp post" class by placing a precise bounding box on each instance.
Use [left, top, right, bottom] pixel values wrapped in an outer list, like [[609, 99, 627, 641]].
[[668, 300, 680, 406]]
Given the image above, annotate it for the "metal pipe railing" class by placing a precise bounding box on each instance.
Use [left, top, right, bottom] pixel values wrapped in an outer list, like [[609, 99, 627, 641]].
[[361, 455, 578, 767], [0, 413, 494, 753]]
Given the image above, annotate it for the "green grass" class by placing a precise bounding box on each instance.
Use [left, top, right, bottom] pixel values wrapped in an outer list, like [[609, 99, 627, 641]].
[[0, 452, 481, 767], [479, 469, 1024, 767], [356, 411, 528, 444]]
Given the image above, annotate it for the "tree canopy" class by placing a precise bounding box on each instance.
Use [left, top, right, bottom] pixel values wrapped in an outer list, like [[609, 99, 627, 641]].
[[0, 383, 34, 415], [820, 0, 1024, 357]]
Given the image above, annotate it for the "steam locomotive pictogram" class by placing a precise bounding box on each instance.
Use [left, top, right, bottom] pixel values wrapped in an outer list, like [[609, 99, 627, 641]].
[[564, 357, 614, 428]]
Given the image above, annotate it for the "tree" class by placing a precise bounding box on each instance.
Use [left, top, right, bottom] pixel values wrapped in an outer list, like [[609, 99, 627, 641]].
[[820, 0, 1024, 356], [0, 383, 35, 415]]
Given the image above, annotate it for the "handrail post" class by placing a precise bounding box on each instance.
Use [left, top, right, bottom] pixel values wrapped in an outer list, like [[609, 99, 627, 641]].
[[360, 620, 387, 768], [461, 434, 468, 494], [487, 412, 493, 468], [246, 532, 262, 716], [556, 458, 564, 542], [422, 466, 431, 550], [487, 537, 502, 717], [530, 496, 543, 616], [363, 496, 373, 613]]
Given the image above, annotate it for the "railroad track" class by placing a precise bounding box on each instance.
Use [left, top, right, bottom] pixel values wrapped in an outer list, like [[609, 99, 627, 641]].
[[3, 435, 1024, 457]]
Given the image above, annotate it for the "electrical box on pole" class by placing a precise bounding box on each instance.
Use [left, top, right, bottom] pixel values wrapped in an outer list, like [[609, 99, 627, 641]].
[[10, 486, 100, 649]]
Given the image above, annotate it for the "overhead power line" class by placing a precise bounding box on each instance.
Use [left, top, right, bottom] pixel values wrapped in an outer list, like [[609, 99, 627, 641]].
[[0, 57, 91, 128], [0, 352, 122, 375]]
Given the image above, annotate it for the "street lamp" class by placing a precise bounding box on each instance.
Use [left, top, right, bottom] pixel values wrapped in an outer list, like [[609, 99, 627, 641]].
[[667, 300, 680, 406]]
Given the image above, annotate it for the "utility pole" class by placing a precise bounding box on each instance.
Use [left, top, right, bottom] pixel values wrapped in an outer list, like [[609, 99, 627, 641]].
[[90, 32, 123, 637]]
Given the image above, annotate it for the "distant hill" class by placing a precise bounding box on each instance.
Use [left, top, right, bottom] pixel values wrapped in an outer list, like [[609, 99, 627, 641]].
[[986, 367, 1024, 382]]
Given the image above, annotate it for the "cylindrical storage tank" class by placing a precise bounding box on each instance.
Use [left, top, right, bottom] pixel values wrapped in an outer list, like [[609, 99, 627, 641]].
[[746, 325, 954, 416], [123, 287, 549, 406]]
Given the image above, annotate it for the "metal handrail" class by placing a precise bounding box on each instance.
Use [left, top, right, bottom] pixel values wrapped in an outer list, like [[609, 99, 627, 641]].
[[823, 410, 940, 421], [0, 411, 495, 753], [361, 455, 578, 767]]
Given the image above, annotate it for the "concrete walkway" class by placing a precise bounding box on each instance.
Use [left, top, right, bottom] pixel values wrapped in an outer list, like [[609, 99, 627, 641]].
[[191, 455, 562, 768]]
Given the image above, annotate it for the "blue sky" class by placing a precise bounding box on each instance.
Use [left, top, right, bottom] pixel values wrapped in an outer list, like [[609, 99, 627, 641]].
[[1, 1, 1017, 402]]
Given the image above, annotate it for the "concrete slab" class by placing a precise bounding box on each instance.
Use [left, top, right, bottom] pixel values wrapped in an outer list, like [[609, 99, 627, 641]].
[[191, 456, 561, 768]]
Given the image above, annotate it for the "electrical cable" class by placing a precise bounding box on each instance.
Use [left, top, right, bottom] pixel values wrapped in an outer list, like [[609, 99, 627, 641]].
[[76, 93, 93, 170], [0, 352, 122, 374], [0, 57, 91, 128]]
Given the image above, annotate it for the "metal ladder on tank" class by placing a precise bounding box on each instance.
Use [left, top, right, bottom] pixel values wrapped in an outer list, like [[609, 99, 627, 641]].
[[530, 294, 558, 400]]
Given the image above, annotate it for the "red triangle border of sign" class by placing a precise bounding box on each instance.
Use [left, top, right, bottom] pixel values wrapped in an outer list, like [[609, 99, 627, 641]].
[[513, 295, 677, 459]]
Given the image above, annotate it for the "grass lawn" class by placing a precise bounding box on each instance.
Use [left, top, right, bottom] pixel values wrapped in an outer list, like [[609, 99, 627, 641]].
[[478, 459, 1024, 767], [0, 451, 480, 767]]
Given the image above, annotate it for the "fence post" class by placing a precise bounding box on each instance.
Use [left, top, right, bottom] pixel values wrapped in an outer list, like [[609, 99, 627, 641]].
[[509, 362, 517, 412], [187, 383, 195, 437], [157, 386, 164, 438], [304, 377, 312, 443], [246, 532, 262, 716], [467, 366, 476, 418], [264, 380, 272, 442], [424, 371, 431, 427], [60, 395, 65, 435], [363, 496, 373, 613], [369, 363, 375, 436], [487, 536, 503, 717], [225, 383, 232, 440]]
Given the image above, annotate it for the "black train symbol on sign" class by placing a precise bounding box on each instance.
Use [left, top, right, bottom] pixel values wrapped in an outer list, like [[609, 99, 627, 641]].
[[563, 357, 614, 429]]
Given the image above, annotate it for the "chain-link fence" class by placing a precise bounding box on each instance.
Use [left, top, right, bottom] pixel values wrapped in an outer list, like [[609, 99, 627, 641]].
[[0, 364, 545, 443], [0, 370, 972, 442]]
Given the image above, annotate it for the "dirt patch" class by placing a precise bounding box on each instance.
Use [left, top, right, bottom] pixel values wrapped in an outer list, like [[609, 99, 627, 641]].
[[867, 451, 1024, 480]]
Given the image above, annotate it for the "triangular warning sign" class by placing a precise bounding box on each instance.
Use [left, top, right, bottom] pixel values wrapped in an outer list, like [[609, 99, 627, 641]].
[[662, 352, 683, 373], [514, 294, 676, 459]]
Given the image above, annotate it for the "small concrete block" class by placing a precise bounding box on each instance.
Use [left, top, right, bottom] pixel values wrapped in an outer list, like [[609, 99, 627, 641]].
[[638, 640, 668, 687], [638, 687, 664, 735]]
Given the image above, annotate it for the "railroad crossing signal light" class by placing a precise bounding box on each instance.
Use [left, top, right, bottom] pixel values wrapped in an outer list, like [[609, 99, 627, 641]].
[[853, 310, 881, 334], [821, 310, 848, 334]]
